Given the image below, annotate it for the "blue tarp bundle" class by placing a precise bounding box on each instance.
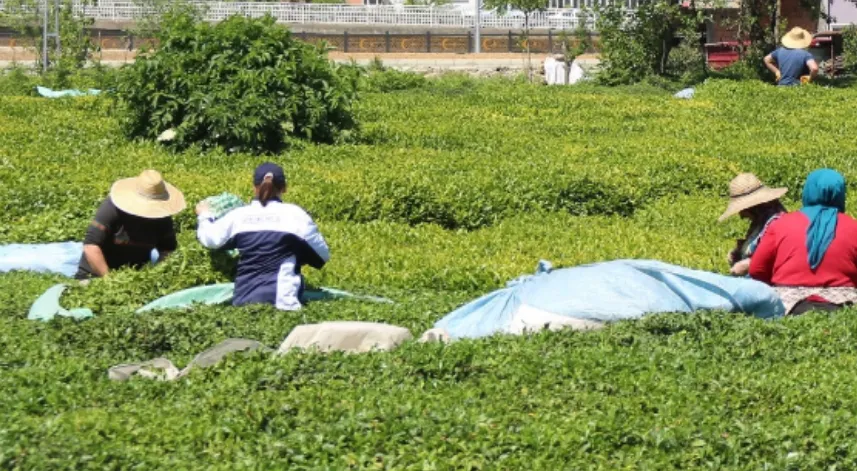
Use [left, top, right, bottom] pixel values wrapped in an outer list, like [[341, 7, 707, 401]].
[[435, 260, 786, 340], [36, 86, 101, 98], [0, 242, 156, 277], [0, 242, 85, 277]]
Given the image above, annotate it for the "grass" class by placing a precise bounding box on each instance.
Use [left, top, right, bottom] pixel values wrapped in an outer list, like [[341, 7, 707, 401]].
[[3, 75, 857, 468]]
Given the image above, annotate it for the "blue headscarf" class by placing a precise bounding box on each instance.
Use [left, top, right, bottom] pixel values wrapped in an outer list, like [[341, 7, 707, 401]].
[[801, 169, 846, 270]]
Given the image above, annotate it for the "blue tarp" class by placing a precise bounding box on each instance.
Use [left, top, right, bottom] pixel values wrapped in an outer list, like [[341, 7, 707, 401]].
[[0, 242, 86, 277], [435, 259, 786, 340], [36, 86, 101, 98], [674, 88, 695, 99], [0, 242, 156, 277]]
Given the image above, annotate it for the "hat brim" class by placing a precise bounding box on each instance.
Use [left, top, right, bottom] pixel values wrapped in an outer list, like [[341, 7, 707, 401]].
[[718, 187, 788, 222], [782, 35, 812, 49], [110, 178, 186, 218]]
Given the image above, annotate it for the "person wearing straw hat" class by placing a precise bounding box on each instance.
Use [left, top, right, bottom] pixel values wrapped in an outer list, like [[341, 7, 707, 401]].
[[75, 170, 186, 279], [719, 173, 788, 276], [763, 27, 819, 86]]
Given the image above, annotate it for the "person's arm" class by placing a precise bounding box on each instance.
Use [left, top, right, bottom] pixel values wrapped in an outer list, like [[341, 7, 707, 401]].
[[731, 259, 751, 276], [196, 202, 237, 249], [83, 244, 110, 277], [764, 52, 781, 82], [82, 201, 118, 277], [293, 209, 330, 269], [748, 221, 779, 284], [806, 57, 819, 81], [155, 218, 178, 264]]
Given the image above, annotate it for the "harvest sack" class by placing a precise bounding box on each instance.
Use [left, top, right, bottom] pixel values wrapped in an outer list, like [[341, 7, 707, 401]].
[[277, 321, 412, 354], [109, 323, 413, 381], [434, 259, 786, 340], [543, 57, 586, 85], [108, 338, 270, 382]]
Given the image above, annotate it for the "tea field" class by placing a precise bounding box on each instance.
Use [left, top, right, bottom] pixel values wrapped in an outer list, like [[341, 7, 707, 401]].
[[4, 77, 857, 469]]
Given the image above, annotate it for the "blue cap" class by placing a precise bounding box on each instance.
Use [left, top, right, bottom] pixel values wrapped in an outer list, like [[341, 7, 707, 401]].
[[253, 162, 286, 187]]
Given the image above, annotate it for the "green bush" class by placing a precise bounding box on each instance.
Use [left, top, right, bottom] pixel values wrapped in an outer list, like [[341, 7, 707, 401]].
[[114, 12, 360, 154], [362, 68, 428, 92], [595, 0, 704, 85], [843, 26, 857, 75]]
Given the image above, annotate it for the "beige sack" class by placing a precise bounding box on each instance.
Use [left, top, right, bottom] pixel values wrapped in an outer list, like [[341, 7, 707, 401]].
[[277, 321, 412, 354]]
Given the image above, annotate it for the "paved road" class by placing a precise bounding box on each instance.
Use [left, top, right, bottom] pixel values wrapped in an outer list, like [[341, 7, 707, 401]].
[[0, 48, 600, 71]]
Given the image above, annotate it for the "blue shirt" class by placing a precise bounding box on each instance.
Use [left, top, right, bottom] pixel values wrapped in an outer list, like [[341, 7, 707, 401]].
[[771, 47, 814, 86]]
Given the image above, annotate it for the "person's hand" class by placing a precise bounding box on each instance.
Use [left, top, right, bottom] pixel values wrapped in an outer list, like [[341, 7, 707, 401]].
[[730, 259, 751, 276], [800, 75, 811, 85], [195, 201, 211, 216], [727, 247, 741, 265], [774, 71, 781, 83]]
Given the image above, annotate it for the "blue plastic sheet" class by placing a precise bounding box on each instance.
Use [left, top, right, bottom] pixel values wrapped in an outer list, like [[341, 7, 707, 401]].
[[674, 88, 695, 99], [36, 86, 101, 98], [0, 242, 84, 277], [435, 260, 786, 340], [0, 242, 157, 277]]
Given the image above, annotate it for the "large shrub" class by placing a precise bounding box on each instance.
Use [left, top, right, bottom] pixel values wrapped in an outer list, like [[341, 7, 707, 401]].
[[115, 12, 360, 153], [595, 0, 706, 85]]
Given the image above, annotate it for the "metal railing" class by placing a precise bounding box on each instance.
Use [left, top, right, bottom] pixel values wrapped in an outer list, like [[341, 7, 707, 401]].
[[0, 0, 632, 29]]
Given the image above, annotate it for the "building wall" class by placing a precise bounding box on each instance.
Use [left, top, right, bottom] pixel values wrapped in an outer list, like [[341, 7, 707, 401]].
[[707, 0, 818, 44], [827, 0, 857, 28]]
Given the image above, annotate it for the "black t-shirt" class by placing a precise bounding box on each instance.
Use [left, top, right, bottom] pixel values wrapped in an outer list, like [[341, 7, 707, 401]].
[[76, 198, 177, 278]]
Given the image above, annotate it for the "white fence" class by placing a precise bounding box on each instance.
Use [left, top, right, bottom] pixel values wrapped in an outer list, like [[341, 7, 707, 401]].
[[0, 0, 634, 29]]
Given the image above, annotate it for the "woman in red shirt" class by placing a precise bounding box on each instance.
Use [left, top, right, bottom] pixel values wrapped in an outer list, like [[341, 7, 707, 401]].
[[750, 169, 857, 315]]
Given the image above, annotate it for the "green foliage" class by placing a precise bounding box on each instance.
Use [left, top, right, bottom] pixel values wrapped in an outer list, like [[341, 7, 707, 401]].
[[362, 67, 428, 92], [5, 78, 857, 466], [666, 41, 708, 85], [596, 0, 707, 85], [114, 12, 361, 154], [844, 26, 857, 75]]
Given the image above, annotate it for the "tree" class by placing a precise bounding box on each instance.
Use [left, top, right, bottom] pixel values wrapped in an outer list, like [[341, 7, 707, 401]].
[[557, 9, 593, 83], [596, 0, 707, 84], [115, 12, 361, 154], [484, 0, 550, 81]]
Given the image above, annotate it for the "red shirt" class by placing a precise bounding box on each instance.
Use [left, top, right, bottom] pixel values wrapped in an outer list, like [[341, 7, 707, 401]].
[[749, 211, 857, 287]]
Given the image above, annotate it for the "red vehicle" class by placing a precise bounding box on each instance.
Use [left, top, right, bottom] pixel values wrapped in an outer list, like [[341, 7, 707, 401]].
[[704, 31, 843, 75]]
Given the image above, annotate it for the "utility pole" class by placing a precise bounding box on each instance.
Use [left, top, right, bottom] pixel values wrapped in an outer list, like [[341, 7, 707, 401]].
[[41, 0, 61, 73], [474, 0, 481, 53], [42, 0, 49, 72]]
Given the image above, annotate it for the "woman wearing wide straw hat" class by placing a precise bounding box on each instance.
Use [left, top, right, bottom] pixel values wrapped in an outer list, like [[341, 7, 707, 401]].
[[763, 27, 819, 86], [720, 173, 787, 276], [75, 170, 186, 279]]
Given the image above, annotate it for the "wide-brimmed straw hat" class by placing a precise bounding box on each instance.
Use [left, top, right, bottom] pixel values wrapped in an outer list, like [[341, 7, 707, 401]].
[[110, 170, 186, 218], [718, 173, 787, 222], [782, 27, 813, 49]]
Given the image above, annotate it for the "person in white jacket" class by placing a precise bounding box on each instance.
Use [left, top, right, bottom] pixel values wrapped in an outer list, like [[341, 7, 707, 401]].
[[195, 162, 330, 311]]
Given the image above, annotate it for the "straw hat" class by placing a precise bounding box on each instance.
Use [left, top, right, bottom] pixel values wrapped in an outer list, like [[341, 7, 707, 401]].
[[781, 27, 812, 49], [110, 170, 186, 219], [718, 173, 787, 222]]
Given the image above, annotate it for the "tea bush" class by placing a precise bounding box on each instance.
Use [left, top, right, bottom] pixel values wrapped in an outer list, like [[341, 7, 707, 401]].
[[4, 77, 857, 468], [114, 12, 360, 153]]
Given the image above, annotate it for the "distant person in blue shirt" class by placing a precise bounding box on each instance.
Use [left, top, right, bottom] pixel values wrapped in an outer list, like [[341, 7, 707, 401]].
[[764, 27, 819, 86]]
